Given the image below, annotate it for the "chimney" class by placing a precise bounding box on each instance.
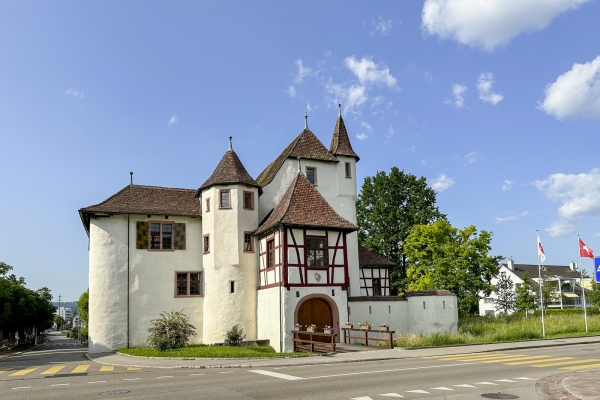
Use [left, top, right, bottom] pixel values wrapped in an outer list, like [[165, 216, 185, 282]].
[[569, 261, 577, 271], [507, 255, 514, 271]]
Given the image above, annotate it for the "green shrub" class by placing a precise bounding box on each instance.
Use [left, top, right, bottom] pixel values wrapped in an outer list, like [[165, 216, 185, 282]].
[[224, 324, 246, 346], [146, 310, 196, 351]]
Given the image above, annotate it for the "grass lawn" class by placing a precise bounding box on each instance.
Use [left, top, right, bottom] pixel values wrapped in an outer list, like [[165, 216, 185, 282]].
[[395, 313, 600, 348], [117, 344, 307, 358]]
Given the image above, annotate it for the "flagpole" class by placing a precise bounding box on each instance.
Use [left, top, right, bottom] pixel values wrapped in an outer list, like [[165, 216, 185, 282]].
[[537, 230, 545, 337], [579, 235, 589, 333]]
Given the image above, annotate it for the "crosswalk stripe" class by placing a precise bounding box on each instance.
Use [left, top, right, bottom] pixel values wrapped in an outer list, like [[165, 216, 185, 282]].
[[506, 357, 574, 365], [9, 367, 39, 376], [457, 354, 529, 361], [71, 364, 90, 373], [454, 384, 476, 388], [0, 367, 13, 374], [423, 353, 502, 359], [41, 366, 65, 375], [431, 387, 454, 391], [406, 390, 430, 394], [560, 363, 600, 371], [475, 382, 498, 385], [380, 394, 404, 398], [483, 356, 546, 363], [532, 359, 600, 367], [127, 367, 141, 371], [99, 366, 114, 372]]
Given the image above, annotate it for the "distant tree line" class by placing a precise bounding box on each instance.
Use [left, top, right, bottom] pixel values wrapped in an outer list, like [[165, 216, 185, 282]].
[[0, 262, 55, 345]]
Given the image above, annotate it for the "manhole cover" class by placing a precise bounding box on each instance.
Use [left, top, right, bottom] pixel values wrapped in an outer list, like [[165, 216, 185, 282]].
[[100, 390, 130, 396], [481, 394, 519, 399]]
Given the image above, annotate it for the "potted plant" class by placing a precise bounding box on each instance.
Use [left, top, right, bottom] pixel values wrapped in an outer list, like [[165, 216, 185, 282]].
[[323, 325, 333, 334], [344, 321, 353, 329], [294, 323, 302, 331], [359, 322, 372, 330], [306, 323, 317, 332], [379, 323, 389, 332]]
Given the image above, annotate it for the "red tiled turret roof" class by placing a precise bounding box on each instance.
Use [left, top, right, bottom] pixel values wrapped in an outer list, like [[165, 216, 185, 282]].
[[196, 149, 260, 196], [329, 115, 359, 161]]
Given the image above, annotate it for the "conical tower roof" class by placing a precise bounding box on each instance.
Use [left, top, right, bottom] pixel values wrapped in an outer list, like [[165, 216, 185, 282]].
[[255, 172, 357, 235], [329, 115, 359, 161], [256, 128, 338, 187], [196, 149, 260, 196]]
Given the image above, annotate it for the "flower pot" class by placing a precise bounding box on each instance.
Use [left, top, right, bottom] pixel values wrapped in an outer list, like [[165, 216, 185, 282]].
[[306, 327, 315, 332], [379, 327, 389, 332], [360, 326, 369, 330], [323, 329, 332, 335], [294, 327, 300, 331], [344, 324, 353, 329]]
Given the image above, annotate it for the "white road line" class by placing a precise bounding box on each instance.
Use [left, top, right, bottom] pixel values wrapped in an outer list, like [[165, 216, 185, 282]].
[[514, 377, 535, 380], [219, 371, 233, 373], [272, 367, 287, 370], [406, 389, 430, 394], [124, 378, 141, 381], [157, 376, 174, 379], [248, 370, 304, 381], [350, 397, 373, 400], [304, 363, 476, 380], [496, 379, 517, 383], [431, 387, 454, 391], [12, 387, 31, 390], [190, 373, 205, 376], [51, 384, 70, 386], [454, 384, 476, 388], [380, 394, 404, 398], [88, 381, 106, 383], [475, 382, 498, 385]]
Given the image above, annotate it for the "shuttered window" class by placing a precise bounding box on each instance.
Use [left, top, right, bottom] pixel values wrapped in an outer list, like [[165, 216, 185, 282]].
[[136, 221, 186, 250]]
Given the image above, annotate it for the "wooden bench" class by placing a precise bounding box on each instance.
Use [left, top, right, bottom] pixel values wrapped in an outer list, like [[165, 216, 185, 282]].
[[291, 330, 336, 353], [342, 328, 395, 349]]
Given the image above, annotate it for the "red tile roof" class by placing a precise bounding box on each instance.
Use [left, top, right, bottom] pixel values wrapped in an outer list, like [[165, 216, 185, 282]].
[[197, 149, 259, 195], [255, 172, 358, 235], [256, 129, 339, 187], [329, 115, 359, 161], [358, 246, 395, 267]]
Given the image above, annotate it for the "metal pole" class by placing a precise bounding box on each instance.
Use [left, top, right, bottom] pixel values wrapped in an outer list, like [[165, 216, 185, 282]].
[[537, 230, 545, 337], [579, 235, 588, 333]]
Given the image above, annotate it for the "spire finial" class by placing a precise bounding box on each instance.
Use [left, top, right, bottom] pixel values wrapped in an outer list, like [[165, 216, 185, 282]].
[[304, 102, 308, 129], [130, 171, 133, 187], [297, 157, 301, 173], [338, 103, 342, 117], [228, 136, 232, 150]]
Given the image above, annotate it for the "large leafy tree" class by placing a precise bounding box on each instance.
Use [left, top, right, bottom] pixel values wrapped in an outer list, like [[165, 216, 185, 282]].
[[404, 220, 502, 316], [587, 281, 600, 309], [493, 273, 516, 315], [515, 271, 537, 315], [356, 167, 445, 293]]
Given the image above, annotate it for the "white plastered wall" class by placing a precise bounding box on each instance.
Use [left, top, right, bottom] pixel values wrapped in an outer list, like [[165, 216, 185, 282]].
[[257, 286, 283, 351], [347, 300, 409, 340], [406, 295, 458, 334]]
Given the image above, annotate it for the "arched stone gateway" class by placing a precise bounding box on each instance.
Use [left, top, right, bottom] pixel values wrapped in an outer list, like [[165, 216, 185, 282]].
[[294, 294, 340, 343]]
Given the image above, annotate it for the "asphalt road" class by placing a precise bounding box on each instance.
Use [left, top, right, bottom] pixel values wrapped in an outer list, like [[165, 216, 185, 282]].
[[1, 333, 599, 399]]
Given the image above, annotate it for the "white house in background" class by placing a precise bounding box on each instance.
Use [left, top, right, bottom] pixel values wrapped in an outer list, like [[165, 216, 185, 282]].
[[55, 307, 73, 322], [479, 257, 591, 316], [79, 109, 458, 353]]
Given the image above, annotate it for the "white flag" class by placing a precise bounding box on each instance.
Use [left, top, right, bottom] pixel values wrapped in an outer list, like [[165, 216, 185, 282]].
[[537, 235, 546, 263]]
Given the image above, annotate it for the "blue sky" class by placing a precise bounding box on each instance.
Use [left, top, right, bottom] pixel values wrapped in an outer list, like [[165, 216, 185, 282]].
[[2, 0, 600, 300]]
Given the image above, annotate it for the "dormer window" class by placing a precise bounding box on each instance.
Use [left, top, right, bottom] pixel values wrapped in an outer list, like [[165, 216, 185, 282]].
[[306, 167, 317, 185], [306, 236, 327, 268]]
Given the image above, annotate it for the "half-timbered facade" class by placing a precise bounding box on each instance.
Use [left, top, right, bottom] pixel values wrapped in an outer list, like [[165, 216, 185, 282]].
[[80, 109, 458, 353]]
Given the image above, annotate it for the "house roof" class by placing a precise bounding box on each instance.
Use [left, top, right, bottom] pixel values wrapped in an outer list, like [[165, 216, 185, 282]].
[[506, 263, 582, 280], [329, 115, 359, 161], [254, 172, 358, 235], [197, 149, 260, 195], [358, 246, 395, 267], [256, 129, 339, 187]]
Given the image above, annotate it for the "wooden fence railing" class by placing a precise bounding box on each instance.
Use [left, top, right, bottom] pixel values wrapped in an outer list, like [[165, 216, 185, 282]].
[[342, 328, 395, 349], [291, 330, 336, 353]]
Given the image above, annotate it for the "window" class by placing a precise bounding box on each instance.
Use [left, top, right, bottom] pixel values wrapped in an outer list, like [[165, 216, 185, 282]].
[[484, 297, 494, 304], [230, 281, 235, 294], [485, 310, 495, 316], [219, 190, 231, 209], [244, 232, 253, 252], [423, 301, 426, 309], [203, 234, 210, 253], [150, 222, 173, 250], [306, 167, 317, 185], [175, 272, 202, 297], [267, 239, 275, 268], [206, 198, 210, 212], [243, 191, 254, 210], [345, 162, 351, 178], [372, 278, 381, 296], [306, 236, 328, 268]]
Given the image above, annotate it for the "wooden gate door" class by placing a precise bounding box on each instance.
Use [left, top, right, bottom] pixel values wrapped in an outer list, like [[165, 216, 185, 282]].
[[297, 298, 333, 343]]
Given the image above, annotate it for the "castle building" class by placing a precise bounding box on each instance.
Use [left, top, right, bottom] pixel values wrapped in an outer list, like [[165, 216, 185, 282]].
[[79, 110, 457, 353]]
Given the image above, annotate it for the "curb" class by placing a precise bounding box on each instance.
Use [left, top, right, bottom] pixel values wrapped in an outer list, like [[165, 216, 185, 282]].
[[536, 371, 582, 400], [0, 342, 48, 359]]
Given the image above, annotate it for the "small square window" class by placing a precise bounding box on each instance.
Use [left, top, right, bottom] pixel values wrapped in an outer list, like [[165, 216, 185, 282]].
[[345, 162, 351, 178], [219, 190, 230, 209], [206, 198, 210, 212], [243, 191, 254, 210], [203, 234, 210, 253], [306, 167, 317, 185], [174, 272, 203, 297], [244, 232, 254, 252]]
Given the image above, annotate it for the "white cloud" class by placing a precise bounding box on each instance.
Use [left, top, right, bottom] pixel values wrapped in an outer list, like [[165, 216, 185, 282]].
[[370, 16, 393, 36], [370, 95, 384, 108], [502, 180, 514, 191], [431, 173, 455, 192], [423, 71, 433, 82], [387, 125, 395, 139], [361, 122, 372, 130], [356, 133, 369, 140], [168, 115, 178, 126], [534, 168, 600, 237], [539, 55, 600, 120], [495, 211, 529, 224], [293, 59, 312, 84], [286, 85, 296, 98], [422, 0, 590, 51], [344, 56, 398, 89], [477, 72, 504, 104], [65, 88, 84, 98], [464, 150, 482, 164], [445, 83, 468, 108]]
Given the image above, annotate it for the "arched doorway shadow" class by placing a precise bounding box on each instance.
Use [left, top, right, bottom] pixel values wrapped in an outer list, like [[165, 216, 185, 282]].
[[294, 294, 340, 343]]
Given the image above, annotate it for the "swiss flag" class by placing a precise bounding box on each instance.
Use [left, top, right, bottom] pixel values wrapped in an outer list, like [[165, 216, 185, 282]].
[[579, 238, 594, 259]]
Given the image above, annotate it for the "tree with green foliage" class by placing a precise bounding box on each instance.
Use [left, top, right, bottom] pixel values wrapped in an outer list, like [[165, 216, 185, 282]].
[[538, 275, 558, 311], [356, 167, 445, 293], [54, 315, 65, 328], [404, 220, 502, 316], [77, 290, 89, 329], [587, 281, 600, 309], [493, 273, 516, 314], [515, 271, 537, 316]]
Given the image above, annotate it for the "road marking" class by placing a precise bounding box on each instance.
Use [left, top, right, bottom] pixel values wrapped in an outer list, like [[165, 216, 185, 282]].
[[514, 377, 535, 380], [496, 379, 517, 383], [350, 397, 373, 400], [561, 363, 600, 370], [72, 364, 90, 373], [51, 383, 70, 386], [12, 386, 31, 389], [88, 381, 106, 383], [190, 373, 205, 376], [454, 384, 476, 388], [457, 355, 531, 362], [42, 365, 66, 375], [127, 367, 141, 371], [249, 370, 304, 381], [124, 378, 141, 381], [219, 371, 233, 373], [9, 366, 39, 376], [506, 357, 574, 365], [423, 353, 501, 359], [0, 367, 12, 374], [380, 394, 404, 398], [532, 359, 600, 367], [431, 387, 454, 391], [304, 363, 477, 380], [99, 365, 114, 372], [272, 367, 287, 370], [157, 376, 174, 378], [475, 382, 498, 385], [406, 389, 430, 394]]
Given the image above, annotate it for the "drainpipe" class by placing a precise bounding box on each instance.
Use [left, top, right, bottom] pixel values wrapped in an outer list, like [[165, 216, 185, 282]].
[[279, 229, 283, 353], [127, 213, 130, 348]]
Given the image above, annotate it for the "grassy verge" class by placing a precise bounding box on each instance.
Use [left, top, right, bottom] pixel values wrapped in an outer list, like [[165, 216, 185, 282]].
[[396, 313, 600, 348], [117, 344, 307, 358]]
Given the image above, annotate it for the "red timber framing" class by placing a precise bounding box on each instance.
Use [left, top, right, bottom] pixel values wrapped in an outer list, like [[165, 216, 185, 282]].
[[359, 267, 392, 296], [258, 230, 283, 289]]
